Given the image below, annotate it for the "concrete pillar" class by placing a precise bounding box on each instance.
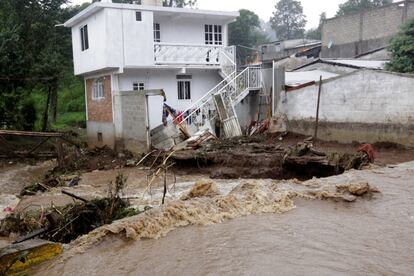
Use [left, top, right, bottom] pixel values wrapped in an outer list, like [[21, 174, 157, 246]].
[[272, 64, 285, 116]]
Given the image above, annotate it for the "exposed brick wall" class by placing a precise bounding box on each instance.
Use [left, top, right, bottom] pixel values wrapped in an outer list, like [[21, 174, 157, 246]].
[[86, 75, 113, 123]]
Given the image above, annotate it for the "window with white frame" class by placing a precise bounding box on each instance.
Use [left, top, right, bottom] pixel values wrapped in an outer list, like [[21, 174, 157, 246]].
[[80, 25, 89, 51], [133, 82, 145, 91], [92, 78, 104, 100], [177, 75, 192, 100], [153, 23, 161, 42], [205, 24, 222, 45]]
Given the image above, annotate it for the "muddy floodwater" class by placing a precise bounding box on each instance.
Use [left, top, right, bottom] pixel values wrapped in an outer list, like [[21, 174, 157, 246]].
[[32, 162, 414, 276]]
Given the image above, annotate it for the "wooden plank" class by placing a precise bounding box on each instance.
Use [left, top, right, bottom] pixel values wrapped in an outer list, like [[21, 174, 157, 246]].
[[0, 130, 63, 138], [27, 137, 50, 155]]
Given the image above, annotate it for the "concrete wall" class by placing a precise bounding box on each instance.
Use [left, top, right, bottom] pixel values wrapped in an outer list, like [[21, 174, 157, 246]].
[[154, 16, 229, 46], [71, 5, 233, 75], [117, 69, 222, 129], [87, 121, 116, 149], [235, 91, 260, 130], [121, 9, 155, 67], [72, 9, 108, 75], [321, 1, 414, 58], [113, 91, 149, 153], [277, 69, 414, 146]]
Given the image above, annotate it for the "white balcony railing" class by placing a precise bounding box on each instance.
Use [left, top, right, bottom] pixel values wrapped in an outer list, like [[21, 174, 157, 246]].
[[154, 43, 225, 66]]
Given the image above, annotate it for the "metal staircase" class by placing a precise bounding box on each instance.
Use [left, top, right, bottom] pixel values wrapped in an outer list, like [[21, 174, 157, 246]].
[[159, 46, 263, 141]]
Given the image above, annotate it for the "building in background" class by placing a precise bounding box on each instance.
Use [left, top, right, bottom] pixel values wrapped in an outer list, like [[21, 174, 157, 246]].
[[321, 0, 414, 58]]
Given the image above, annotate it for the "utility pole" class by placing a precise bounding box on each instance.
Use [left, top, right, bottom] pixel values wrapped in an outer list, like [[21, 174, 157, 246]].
[[314, 76, 323, 145]]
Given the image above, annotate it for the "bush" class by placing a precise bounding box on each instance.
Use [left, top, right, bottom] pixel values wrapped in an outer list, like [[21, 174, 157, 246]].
[[386, 18, 414, 73]]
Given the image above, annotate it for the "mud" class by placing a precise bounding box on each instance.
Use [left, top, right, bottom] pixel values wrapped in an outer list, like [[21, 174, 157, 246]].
[[172, 136, 372, 180]]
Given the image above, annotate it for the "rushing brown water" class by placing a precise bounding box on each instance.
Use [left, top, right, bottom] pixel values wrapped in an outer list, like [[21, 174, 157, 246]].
[[34, 162, 414, 275]]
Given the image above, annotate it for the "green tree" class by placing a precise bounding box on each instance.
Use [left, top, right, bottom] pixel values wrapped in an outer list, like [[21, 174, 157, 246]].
[[336, 0, 392, 16], [386, 18, 414, 73], [270, 0, 307, 40], [0, 0, 83, 131], [229, 9, 268, 65], [305, 12, 326, 40]]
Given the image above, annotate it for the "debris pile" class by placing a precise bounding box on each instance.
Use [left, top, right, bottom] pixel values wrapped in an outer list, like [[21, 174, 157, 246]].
[[53, 145, 135, 174], [1, 173, 143, 244], [17, 146, 142, 196]]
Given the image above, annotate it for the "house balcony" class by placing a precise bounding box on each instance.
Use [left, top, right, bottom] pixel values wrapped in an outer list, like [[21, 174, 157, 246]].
[[154, 42, 232, 67]]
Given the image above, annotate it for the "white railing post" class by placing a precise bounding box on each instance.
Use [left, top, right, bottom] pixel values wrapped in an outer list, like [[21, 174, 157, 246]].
[[247, 67, 250, 89]]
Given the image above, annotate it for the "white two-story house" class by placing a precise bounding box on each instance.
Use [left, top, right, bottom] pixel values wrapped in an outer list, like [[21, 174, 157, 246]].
[[65, 0, 263, 151]]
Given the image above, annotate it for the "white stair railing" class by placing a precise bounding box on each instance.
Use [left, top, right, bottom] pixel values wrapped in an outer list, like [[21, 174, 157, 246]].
[[169, 70, 237, 126], [177, 66, 261, 131], [155, 45, 262, 138]]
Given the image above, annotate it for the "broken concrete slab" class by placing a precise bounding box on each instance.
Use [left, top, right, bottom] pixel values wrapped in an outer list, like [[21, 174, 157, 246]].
[[0, 239, 62, 274]]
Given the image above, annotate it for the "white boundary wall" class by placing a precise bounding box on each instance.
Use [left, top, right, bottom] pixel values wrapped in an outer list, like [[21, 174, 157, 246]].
[[277, 69, 414, 146]]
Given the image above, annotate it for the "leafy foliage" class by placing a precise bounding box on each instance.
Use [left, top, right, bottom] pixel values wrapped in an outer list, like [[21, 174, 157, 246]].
[[0, 0, 87, 131], [336, 0, 392, 16], [386, 18, 414, 73], [270, 0, 307, 40], [229, 9, 268, 64]]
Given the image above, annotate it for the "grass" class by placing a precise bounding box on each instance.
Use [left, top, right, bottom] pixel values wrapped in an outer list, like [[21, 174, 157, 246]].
[[51, 111, 86, 130]]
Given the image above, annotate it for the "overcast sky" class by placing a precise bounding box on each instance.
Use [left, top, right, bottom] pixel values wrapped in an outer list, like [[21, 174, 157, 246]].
[[69, 0, 348, 29]]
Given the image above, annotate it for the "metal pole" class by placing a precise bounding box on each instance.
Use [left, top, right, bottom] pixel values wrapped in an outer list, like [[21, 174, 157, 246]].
[[314, 76, 323, 144], [145, 95, 151, 152]]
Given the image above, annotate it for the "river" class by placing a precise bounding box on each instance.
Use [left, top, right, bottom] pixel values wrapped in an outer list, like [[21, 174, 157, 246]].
[[34, 162, 414, 275]]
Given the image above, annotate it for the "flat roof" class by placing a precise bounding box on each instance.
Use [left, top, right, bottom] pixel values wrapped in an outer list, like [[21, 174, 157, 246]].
[[64, 2, 239, 27], [324, 59, 386, 70], [286, 70, 339, 86]]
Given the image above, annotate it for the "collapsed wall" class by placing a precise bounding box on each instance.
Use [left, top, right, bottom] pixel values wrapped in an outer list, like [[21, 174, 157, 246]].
[[277, 69, 414, 147]]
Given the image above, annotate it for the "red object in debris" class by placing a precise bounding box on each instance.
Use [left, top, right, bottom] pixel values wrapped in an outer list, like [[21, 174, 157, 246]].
[[358, 144, 375, 163], [176, 111, 183, 123], [3, 207, 13, 213]]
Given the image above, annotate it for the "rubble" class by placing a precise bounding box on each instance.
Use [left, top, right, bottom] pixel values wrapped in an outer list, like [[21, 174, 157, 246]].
[[0, 173, 143, 244]]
